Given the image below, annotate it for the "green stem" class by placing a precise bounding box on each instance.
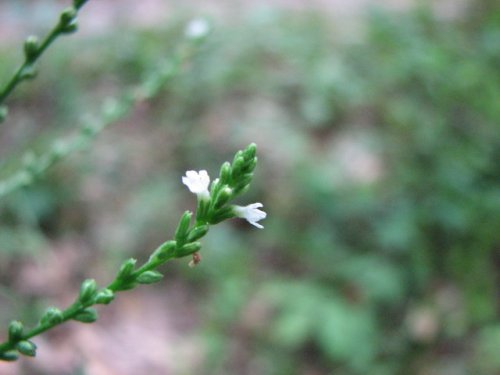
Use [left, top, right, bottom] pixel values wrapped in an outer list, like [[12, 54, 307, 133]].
[[0, 301, 82, 354], [0, 41, 192, 200], [0, 1, 88, 107], [0, 249, 176, 356]]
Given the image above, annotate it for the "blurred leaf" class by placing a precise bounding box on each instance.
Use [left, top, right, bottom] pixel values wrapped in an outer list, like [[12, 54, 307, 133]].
[[316, 298, 378, 372]]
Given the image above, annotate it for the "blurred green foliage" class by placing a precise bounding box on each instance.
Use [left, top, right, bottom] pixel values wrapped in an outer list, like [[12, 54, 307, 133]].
[[0, 2, 499, 374]]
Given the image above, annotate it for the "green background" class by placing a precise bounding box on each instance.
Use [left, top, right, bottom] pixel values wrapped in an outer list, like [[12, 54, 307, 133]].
[[0, 0, 499, 374]]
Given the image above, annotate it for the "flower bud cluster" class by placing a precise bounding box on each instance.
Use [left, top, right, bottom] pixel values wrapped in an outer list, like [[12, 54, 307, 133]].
[[5, 321, 37, 359], [23, 36, 39, 61], [181, 143, 266, 229], [59, 7, 78, 34]]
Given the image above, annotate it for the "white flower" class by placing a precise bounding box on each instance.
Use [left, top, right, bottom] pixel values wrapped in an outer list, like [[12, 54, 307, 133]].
[[233, 203, 267, 229], [185, 18, 210, 39], [182, 170, 210, 200]]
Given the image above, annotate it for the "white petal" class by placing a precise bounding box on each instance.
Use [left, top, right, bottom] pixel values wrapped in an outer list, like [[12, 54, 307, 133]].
[[233, 203, 267, 229], [182, 170, 210, 197], [185, 18, 210, 39], [250, 221, 264, 229]]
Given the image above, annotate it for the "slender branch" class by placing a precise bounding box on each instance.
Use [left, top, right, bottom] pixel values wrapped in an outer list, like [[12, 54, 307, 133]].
[[0, 143, 263, 361], [0, 0, 90, 121], [0, 35, 201, 200]]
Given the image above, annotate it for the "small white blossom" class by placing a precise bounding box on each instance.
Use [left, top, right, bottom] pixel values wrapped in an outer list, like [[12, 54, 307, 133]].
[[185, 18, 210, 39], [233, 203, 267, 229], [182, 170, 210, 200]]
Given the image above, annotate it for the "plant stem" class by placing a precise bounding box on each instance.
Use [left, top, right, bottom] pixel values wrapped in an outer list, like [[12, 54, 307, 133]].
[[0, 247, 176, 355], [0, 1, 89, 109]]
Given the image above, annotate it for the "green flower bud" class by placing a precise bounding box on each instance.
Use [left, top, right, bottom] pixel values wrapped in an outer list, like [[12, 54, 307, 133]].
[[176, 242, 202, 257], [117, 258, 137, 281], [243, 143, 257, 160], [149, 240, 177, 263], [209, 206, 236, 225], [136, 270, 163, 284], [60, 7, 77, 25], [8, 321, 23, 341], [79, 279, 97, 304], [231, 156, 245, 178], [23, 35, 39, 61], [73, 308, 98, 323], [213, 187, 232, 209], [242, 156, 257, 174], [209, 178, 222, 197], [187, 225, 209, 242], [16, 340, 37, 357], [231, 172, 253, 196], [19, 65, 37, 81], [50, 140, 68, 160], [196, 197, 210, 222], [40, 307, 63, 326], [175, 211, 192, 243], [232, 150, 243, 164], [239, 173, 254, 187], [219, 162, 232, 184], [0, 350, 19, 361], [94, 289, 115, 305], [60, 21, 78, 34]]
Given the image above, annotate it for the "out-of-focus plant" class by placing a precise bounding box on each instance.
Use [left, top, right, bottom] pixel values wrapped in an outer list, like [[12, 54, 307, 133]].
[[0, 0, 266, 364], [134, 4, 498, 374], [0, 6, 206, 199], [1, 0, 498, 373], [0, 0, 89, 123]]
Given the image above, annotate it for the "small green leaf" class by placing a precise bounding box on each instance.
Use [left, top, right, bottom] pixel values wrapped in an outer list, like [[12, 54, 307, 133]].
[[73, 308, 98, 323], [219, 162, 232, 183], [243, 143, 257, 159], [149, 240, 177, 263], [136, 270, 163, 284], [23, 35, 39, 61], [61, 22, 78, 34], [196, 198, 210, 222], [94, 289, 115, 305], [0, 350, 19, 361], [231, 156, 245, 178], [40, 307, 63, 326], [176, 242, 201, 257], [19, 65, 37, 81], [175, 211, 193, 244], [59, 7, 77, 25], [242, 157, 257, 174], [8, 321, 23, 342], [117, 258, 137, 281], [187, 225, 209, 242], [16, 340, 37, 357], [79, 279, 97, 304], [114, 281, 137, 291], [209, 206, 235, 225], [213, 187, 232, 209]]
